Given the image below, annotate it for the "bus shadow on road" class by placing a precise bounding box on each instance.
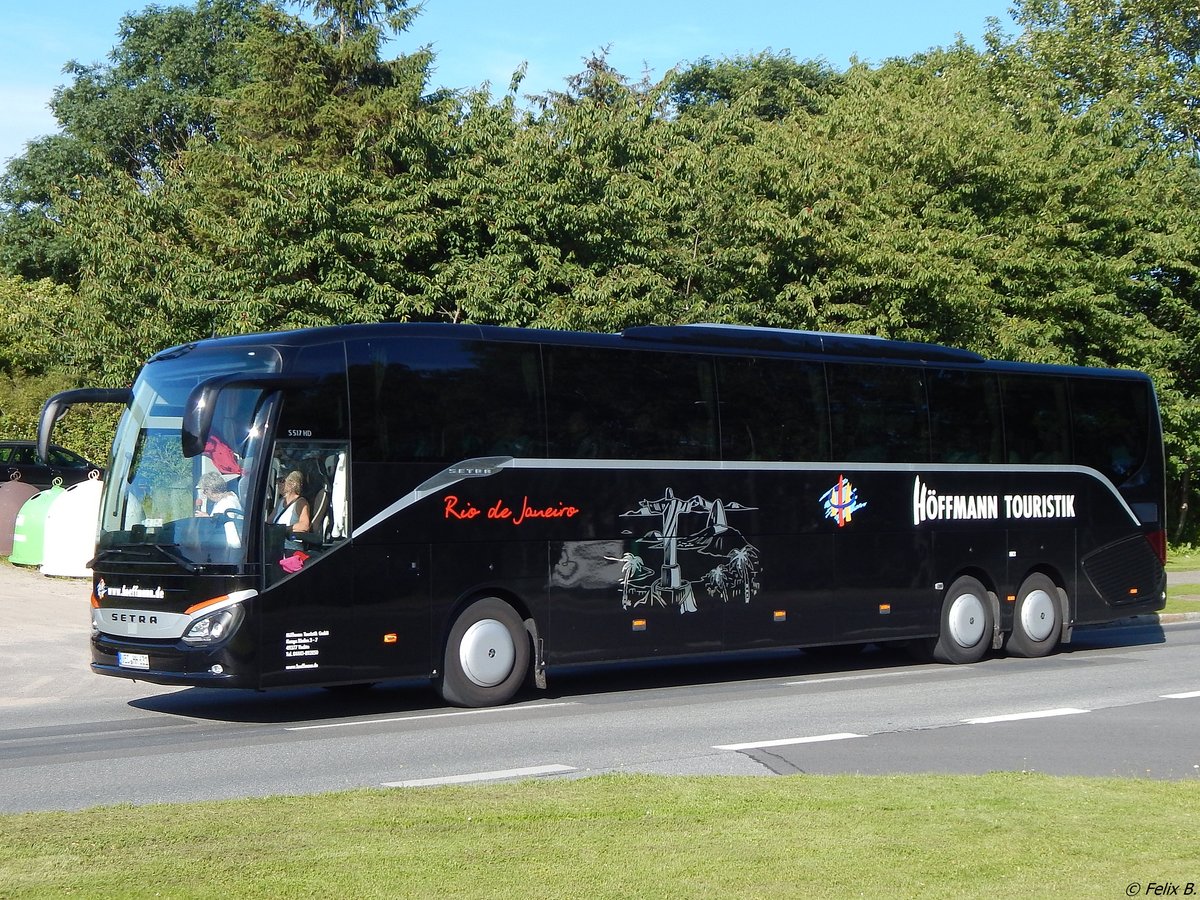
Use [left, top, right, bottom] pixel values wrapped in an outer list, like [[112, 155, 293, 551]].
[[126, 677, 439, 724], [125, 621, 1177, 724], [1064, 619, 1168, 652], [125, 642, 927, 724]]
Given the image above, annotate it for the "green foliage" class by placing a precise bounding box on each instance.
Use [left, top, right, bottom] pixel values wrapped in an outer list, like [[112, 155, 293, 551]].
[[665, 50, 843, 120], [0, 275, 120, 460], [0, 369, 118, 466], [998, 0, 1200, 152], [0, 136, 104, 283], [53, 0, 263, 179]]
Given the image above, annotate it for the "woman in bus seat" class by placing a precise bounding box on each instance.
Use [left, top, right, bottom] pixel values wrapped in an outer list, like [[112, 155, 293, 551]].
[[273, 470, 311, 533], [196, 471, 243, 548], [196, 471, 242, 518]]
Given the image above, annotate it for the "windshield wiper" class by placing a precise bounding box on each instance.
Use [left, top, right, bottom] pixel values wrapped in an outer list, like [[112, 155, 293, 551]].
[[89, 544, 199, 572], [151, 543, 201, 573]]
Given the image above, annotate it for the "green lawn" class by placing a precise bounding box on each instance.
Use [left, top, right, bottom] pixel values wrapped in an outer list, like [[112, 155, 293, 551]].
[[1165, 582, 1200, 615], [1, 774, 1197, 899], [1166, 545, 1200, 571]]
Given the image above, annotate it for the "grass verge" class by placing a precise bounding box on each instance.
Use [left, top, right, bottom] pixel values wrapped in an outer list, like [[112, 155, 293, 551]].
[[1, 774, 1198, 899], [1166, 546, 1200, 571], [1165, 583, 1200, 615]]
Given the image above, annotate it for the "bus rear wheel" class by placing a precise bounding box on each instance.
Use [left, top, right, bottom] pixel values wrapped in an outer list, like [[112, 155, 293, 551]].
[[1006, 573, 1063, 658], [438, 597, 530, 708], [929, 576, 994, 664]]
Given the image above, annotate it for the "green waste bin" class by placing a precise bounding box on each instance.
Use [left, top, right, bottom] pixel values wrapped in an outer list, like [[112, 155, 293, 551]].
[[9, 484, 64, 567]]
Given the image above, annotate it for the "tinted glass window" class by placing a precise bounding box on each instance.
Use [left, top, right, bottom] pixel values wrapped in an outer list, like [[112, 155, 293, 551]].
[[716, 356, 829, 461], [47, 448, 86, 467], [279, 342, 349, 442], [348, 338, 545, 463], [545, 346, 717, 460], [928, 368, 1003, 464], [1071, 377, 1150, 484], [828, 364, 929, 462], [1001, 374, 1070, 464]]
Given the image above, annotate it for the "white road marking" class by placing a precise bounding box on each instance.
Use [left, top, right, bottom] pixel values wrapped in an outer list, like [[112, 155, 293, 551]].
[[785, 671, 936, 687], [383, 765, 576, 788], [285, 701, 577, 731], [963, 708, 1089, 725], [1160, 690, 1200, 699], [714, 733, 866, 751]]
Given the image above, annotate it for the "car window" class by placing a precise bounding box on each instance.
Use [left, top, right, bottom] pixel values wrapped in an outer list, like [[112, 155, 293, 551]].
[[48, 448, 85, 467]]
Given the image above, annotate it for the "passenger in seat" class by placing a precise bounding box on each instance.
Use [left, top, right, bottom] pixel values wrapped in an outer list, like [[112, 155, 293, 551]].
[[273, 470, 311, 533]]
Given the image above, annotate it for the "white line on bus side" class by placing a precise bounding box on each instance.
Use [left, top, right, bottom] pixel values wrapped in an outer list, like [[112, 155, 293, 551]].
[[284, 701, 578, 731], [382, 765, 577, 788]]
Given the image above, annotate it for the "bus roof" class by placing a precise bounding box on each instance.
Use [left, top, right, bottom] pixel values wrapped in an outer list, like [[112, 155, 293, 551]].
[[149, 321, 1152, 382]]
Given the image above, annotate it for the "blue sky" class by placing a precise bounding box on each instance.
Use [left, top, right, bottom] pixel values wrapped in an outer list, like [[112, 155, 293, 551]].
[[1, 0, 1017, 165]]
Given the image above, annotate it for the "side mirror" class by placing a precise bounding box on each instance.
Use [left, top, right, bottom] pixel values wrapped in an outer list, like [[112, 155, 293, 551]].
[[38, 388, 132, 462]]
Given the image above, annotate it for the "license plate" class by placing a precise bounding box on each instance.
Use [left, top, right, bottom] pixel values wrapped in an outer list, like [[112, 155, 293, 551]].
[[117, 652, 150, 670]]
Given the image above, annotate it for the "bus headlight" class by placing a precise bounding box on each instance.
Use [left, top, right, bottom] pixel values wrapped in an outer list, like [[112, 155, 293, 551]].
[[182, 606, 244, 645]]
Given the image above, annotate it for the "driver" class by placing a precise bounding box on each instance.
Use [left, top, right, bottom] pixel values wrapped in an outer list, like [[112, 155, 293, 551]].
[[196, 471, 242, 518], [196, 471, 243, 548]]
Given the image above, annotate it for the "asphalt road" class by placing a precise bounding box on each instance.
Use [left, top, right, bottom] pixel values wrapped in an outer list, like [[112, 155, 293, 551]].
[[2, 563, 1198, 813]]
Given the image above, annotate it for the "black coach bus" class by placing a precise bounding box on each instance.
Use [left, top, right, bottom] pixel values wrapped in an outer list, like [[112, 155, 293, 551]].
[[39, 323, 1166, 707]]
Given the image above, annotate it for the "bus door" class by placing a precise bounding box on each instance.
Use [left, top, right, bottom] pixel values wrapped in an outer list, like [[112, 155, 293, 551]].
[[255, 341, 359, 687], [257, 438, 355, 686]]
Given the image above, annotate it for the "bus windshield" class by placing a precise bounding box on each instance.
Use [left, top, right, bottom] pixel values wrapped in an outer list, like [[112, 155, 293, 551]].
[[97, 343, 281, 568]]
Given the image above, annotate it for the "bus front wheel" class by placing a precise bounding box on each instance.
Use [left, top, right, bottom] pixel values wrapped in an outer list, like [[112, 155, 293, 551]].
[[1006, 573, 1063, 658], [929, 576, 994, 664], [438, 597, 530, 708]]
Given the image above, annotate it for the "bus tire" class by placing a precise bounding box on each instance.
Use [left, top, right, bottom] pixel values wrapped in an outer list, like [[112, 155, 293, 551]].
[[438, 597, 530, 708], [1006, 573, 1063, 658], [930, 576, 994, 664]]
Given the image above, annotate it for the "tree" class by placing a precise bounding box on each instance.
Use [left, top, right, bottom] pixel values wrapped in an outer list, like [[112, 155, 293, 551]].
[[666, 50, 842, 121], [299, 0, 419, 45], [51, 0, 450, 381], [0, 274, 118, 460], [0, 0, 262, 283], [53, 0, 263, 180], [991, 0, 1200, 152], [985, 5, 1200, 534], [0, 135, 103, 283]]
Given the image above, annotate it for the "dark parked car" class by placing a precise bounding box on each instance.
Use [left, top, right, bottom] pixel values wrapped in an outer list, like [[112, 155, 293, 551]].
[[0, 441, 103, 490]]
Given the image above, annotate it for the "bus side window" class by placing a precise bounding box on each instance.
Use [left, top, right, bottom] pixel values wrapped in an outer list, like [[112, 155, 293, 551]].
[[1071, 377, 1149, 485], [928, 368, 1003, 464], [716, 356, 830, 462], [828, 363, 930, 463], [347, 338, 545, 463], [1001, 375, 1070, 464], [544, 347, 718, 461]]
